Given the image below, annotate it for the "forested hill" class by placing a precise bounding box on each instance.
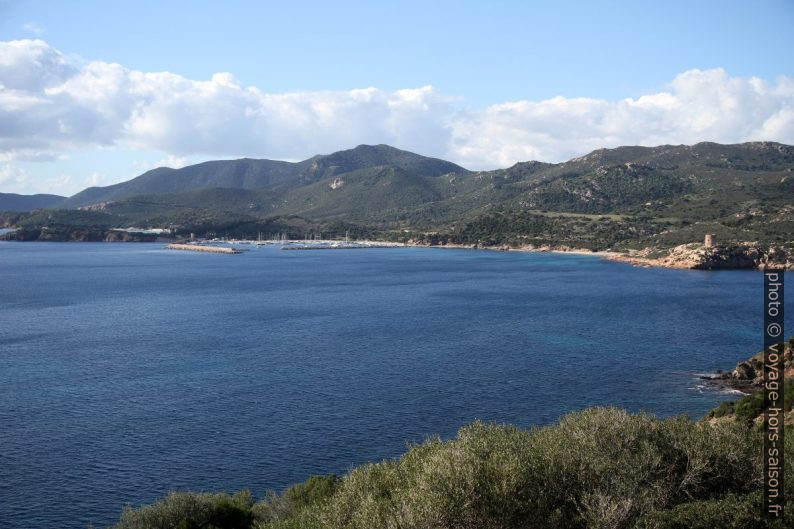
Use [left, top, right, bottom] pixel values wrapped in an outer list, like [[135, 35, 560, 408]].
[[58, 144, 468, 208], [3, 142, 793, 262], [65, 141, 794, 228], [0, 192, 64, 212]]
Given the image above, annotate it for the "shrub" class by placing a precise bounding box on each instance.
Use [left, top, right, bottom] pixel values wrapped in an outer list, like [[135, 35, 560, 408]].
[[254, 408, 767, 529], [735, 391, 765, 425], [708, 378, 793, 425], [634, 493, 793, 529], [252, 474, 339, 524], [283, 474, 339, 510], [707, 400, 735, 418], [115, 409, 791, 529], [114, 490, 254, 529]]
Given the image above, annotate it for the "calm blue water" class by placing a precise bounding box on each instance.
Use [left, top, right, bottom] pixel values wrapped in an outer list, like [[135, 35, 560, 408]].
[[0, 242, 790, 528]]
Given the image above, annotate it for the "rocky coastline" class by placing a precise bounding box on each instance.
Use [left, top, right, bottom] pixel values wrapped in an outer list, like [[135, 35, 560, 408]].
[[404, 239, 793, 271], [3, 227, 791, 271], [606, 242, 793, 270], [699, 338, 793, 395], [699, 338, 793, 427]]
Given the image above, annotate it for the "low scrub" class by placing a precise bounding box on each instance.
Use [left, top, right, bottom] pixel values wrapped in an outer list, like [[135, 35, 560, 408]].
[[114, 491, 254, 529], [112, 407, 793, 529], [707, 377, 793, 425]]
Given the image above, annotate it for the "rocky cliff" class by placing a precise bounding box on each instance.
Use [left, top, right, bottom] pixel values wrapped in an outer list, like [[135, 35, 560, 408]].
[[702, 338, 793, 426], [704, 338, 793, 391], [613, 243, 793, 270]]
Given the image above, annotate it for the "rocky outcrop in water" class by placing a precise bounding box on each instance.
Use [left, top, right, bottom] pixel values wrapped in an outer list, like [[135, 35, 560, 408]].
[[700, 338, 793, 393]]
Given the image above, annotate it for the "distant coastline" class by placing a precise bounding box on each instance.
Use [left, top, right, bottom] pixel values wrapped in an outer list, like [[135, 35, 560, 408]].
[[396, 239, 793, 271], [2, 142, 791, 273], [2, 232, 791, 271]]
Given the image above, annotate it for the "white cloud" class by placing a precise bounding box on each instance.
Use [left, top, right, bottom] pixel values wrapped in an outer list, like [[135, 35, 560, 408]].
[[0, 38, 793, 194], [0, 163, 81, 195], [0, 163, 30, 191], [0, 41, 455, 165], [42, 173, 74, 192], [449, 70, 794, 168], [0, 165, 111, 195], [83, 171, 105, 187], [22, 22, 45, 36], [132, 155, 191, 172], [0, 39, 74, 91]]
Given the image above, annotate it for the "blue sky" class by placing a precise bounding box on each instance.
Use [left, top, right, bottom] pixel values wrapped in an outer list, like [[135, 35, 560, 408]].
[[1, 0, 793, 195]]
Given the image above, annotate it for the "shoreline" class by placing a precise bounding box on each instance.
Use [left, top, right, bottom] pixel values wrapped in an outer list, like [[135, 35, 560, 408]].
[[395, 240, 792, 271], [2, 235, 790, 271]]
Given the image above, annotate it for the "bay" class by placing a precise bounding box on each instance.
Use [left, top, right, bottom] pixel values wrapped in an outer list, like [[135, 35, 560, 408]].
[[0, 242, 789, 528]]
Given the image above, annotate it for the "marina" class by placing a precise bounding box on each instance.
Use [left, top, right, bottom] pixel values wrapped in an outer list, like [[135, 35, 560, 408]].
[[185, 236, 406, 251], [281, 241, 404, 250], [166, 243, 243, 254]]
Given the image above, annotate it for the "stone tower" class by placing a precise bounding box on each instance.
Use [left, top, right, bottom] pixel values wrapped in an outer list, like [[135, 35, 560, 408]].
[[704, 233, 716, 248]]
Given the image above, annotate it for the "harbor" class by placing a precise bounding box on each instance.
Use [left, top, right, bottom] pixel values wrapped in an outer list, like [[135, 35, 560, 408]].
[[166, 243, 243, 254], [180, 232, 406, 251], [165, 239, 404, 253], [281, 241, 404, 250]]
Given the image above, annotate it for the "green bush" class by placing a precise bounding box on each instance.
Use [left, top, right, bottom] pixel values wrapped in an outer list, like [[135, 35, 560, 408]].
[[253, 408, 766, 529], [114, 490, 254, 529], [283, 474, 339, 510], [708, 377, 793, 425], [114, 409, 791, 529], [708, 400, 735, 418], [252, 474, 339, 524], [634, 492, 793, 529], [735, 391, 765, 424]]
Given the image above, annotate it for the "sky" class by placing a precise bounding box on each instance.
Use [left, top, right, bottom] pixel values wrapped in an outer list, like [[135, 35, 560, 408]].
[[0, 0, 793, 196]]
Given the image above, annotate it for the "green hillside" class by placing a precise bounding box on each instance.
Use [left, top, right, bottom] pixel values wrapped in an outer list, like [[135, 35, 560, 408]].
[[58, 144, 467, 208], [113, 141, 794, 229], [3, 142, 793, 261], [0, 192, 65, 212]]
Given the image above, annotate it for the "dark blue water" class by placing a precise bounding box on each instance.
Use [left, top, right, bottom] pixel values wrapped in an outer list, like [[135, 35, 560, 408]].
[[1, 242, 790, 528]]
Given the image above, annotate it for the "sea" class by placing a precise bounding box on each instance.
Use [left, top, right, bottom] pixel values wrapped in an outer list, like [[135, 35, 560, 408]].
[[0, 242, 790, 528]]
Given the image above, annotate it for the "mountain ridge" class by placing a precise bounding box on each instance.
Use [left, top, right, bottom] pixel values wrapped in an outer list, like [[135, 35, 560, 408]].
[[3, 141, 792, 267], [0, 192, 65, 212], [64, 141, 794, 225], [59, 144, 469, 208]]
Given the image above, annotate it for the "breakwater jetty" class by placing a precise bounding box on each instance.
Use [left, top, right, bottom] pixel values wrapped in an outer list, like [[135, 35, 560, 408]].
[[166, 243, 242, 254]]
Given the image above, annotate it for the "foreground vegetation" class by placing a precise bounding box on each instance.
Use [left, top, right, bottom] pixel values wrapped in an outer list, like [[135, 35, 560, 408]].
[[111, 407, 793, 529], [708, 377, 794, 426]]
